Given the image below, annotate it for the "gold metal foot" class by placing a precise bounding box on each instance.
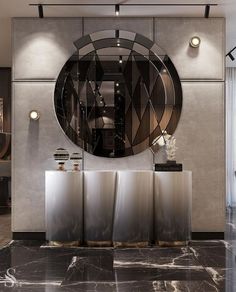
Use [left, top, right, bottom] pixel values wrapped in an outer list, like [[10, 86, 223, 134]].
[[113, 241, 149, 248], [49, 241, 80, 247], [86, 240, 113, 247]]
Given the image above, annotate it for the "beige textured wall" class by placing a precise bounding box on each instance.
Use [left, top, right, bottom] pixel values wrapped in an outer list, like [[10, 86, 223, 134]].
[[12, 17, 225, 232]]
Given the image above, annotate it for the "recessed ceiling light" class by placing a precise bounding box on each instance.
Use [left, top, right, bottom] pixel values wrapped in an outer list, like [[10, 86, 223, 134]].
[[228, 53, 235, 61], [38, 4, 44, 18], [115, 4, 120, 16], [115, 30, 119, 38], [189, 36, 201, 48], [204, 5, 210, 18], [226, 50, 236, 61]]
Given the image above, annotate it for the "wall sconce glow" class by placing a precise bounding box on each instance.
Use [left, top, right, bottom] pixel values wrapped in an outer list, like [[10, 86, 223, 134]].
[[38, 4, 44, 18], [29, 110, 40, 120], [189, 36, 201, 48]]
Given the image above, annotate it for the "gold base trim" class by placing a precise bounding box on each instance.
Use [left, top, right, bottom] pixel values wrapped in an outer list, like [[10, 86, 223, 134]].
[[86, 240, 112, 247], [113, 241, 149, 248], [157, 240, 189, 247], [49, 241, 80, 247]]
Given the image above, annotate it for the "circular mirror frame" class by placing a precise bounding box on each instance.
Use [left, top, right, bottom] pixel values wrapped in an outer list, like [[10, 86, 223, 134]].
[[54, 30, 182, 158]]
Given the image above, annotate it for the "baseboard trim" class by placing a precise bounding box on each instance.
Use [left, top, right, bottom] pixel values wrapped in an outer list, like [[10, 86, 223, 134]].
[[191, 232, 224, 240], [12, 232, 224, 241], [12, 232, 46, 240]]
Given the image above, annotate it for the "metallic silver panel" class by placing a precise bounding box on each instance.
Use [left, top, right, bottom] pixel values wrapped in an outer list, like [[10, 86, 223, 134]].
[[45, 171, 83, 242], [113, 171, 153, 244], [154, 171, 192, 243], [84, 171, 116, 244]]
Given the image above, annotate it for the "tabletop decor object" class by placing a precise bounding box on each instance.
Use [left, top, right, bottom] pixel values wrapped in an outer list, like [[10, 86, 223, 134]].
[[53, 148, 69, 171], [70, 152, 83, 171]]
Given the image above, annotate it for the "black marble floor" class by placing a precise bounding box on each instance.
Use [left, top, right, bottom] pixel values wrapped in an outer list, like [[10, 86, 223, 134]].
[[0, 210, 236, 291]]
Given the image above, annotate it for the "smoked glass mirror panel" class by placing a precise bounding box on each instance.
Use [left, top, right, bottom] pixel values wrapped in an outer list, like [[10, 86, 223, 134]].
[[54, 30, 182, 158]]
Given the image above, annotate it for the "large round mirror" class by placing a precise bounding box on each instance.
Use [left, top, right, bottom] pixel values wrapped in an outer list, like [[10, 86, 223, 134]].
[[54, 30, 182, 158]]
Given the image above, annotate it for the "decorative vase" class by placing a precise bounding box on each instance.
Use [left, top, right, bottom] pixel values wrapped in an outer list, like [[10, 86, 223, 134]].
[[53, 148, 69, 171], [165, 136, 177, 162], [70, 152, 82, 171]]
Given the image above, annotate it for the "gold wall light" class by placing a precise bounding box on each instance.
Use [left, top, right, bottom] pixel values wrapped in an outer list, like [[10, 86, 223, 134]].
[[29, 110, 40, 120], [189, 36, 201, 48]]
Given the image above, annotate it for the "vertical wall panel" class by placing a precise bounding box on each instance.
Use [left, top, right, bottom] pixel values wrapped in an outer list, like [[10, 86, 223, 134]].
[[12, 82, 76, 231], [175, 82, 225, 232]]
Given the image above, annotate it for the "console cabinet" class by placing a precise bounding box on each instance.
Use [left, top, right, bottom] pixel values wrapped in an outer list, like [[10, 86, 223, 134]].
[[45, 170, 192, 246]]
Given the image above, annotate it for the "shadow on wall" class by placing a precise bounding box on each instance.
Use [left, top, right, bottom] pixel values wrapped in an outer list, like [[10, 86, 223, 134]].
[[27, 120, 39, 164], [187, 46, 200, 58]]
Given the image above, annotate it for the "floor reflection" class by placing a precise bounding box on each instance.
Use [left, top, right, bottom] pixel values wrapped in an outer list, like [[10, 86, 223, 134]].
[[0, 209, 235, 291]]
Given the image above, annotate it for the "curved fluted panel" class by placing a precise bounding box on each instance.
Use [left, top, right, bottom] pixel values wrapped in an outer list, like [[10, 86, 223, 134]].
[[45, 171, 83, 242], [154, 171, 192, 244], [84, 171, 116, 246], [113, 171, 153, 246]]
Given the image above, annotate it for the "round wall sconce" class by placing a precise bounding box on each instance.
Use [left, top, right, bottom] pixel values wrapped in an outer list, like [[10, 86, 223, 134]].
[[29, 110, 40, 120], [189, 36, 201, 48]]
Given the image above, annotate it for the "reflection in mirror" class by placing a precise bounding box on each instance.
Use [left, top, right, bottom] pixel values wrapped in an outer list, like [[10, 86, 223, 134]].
[[55, 30, 182, 158]]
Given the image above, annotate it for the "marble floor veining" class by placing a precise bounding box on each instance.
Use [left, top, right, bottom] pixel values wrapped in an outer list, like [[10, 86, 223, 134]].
[[0, 242, 226, 292], [0, 209, 236, 291]]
